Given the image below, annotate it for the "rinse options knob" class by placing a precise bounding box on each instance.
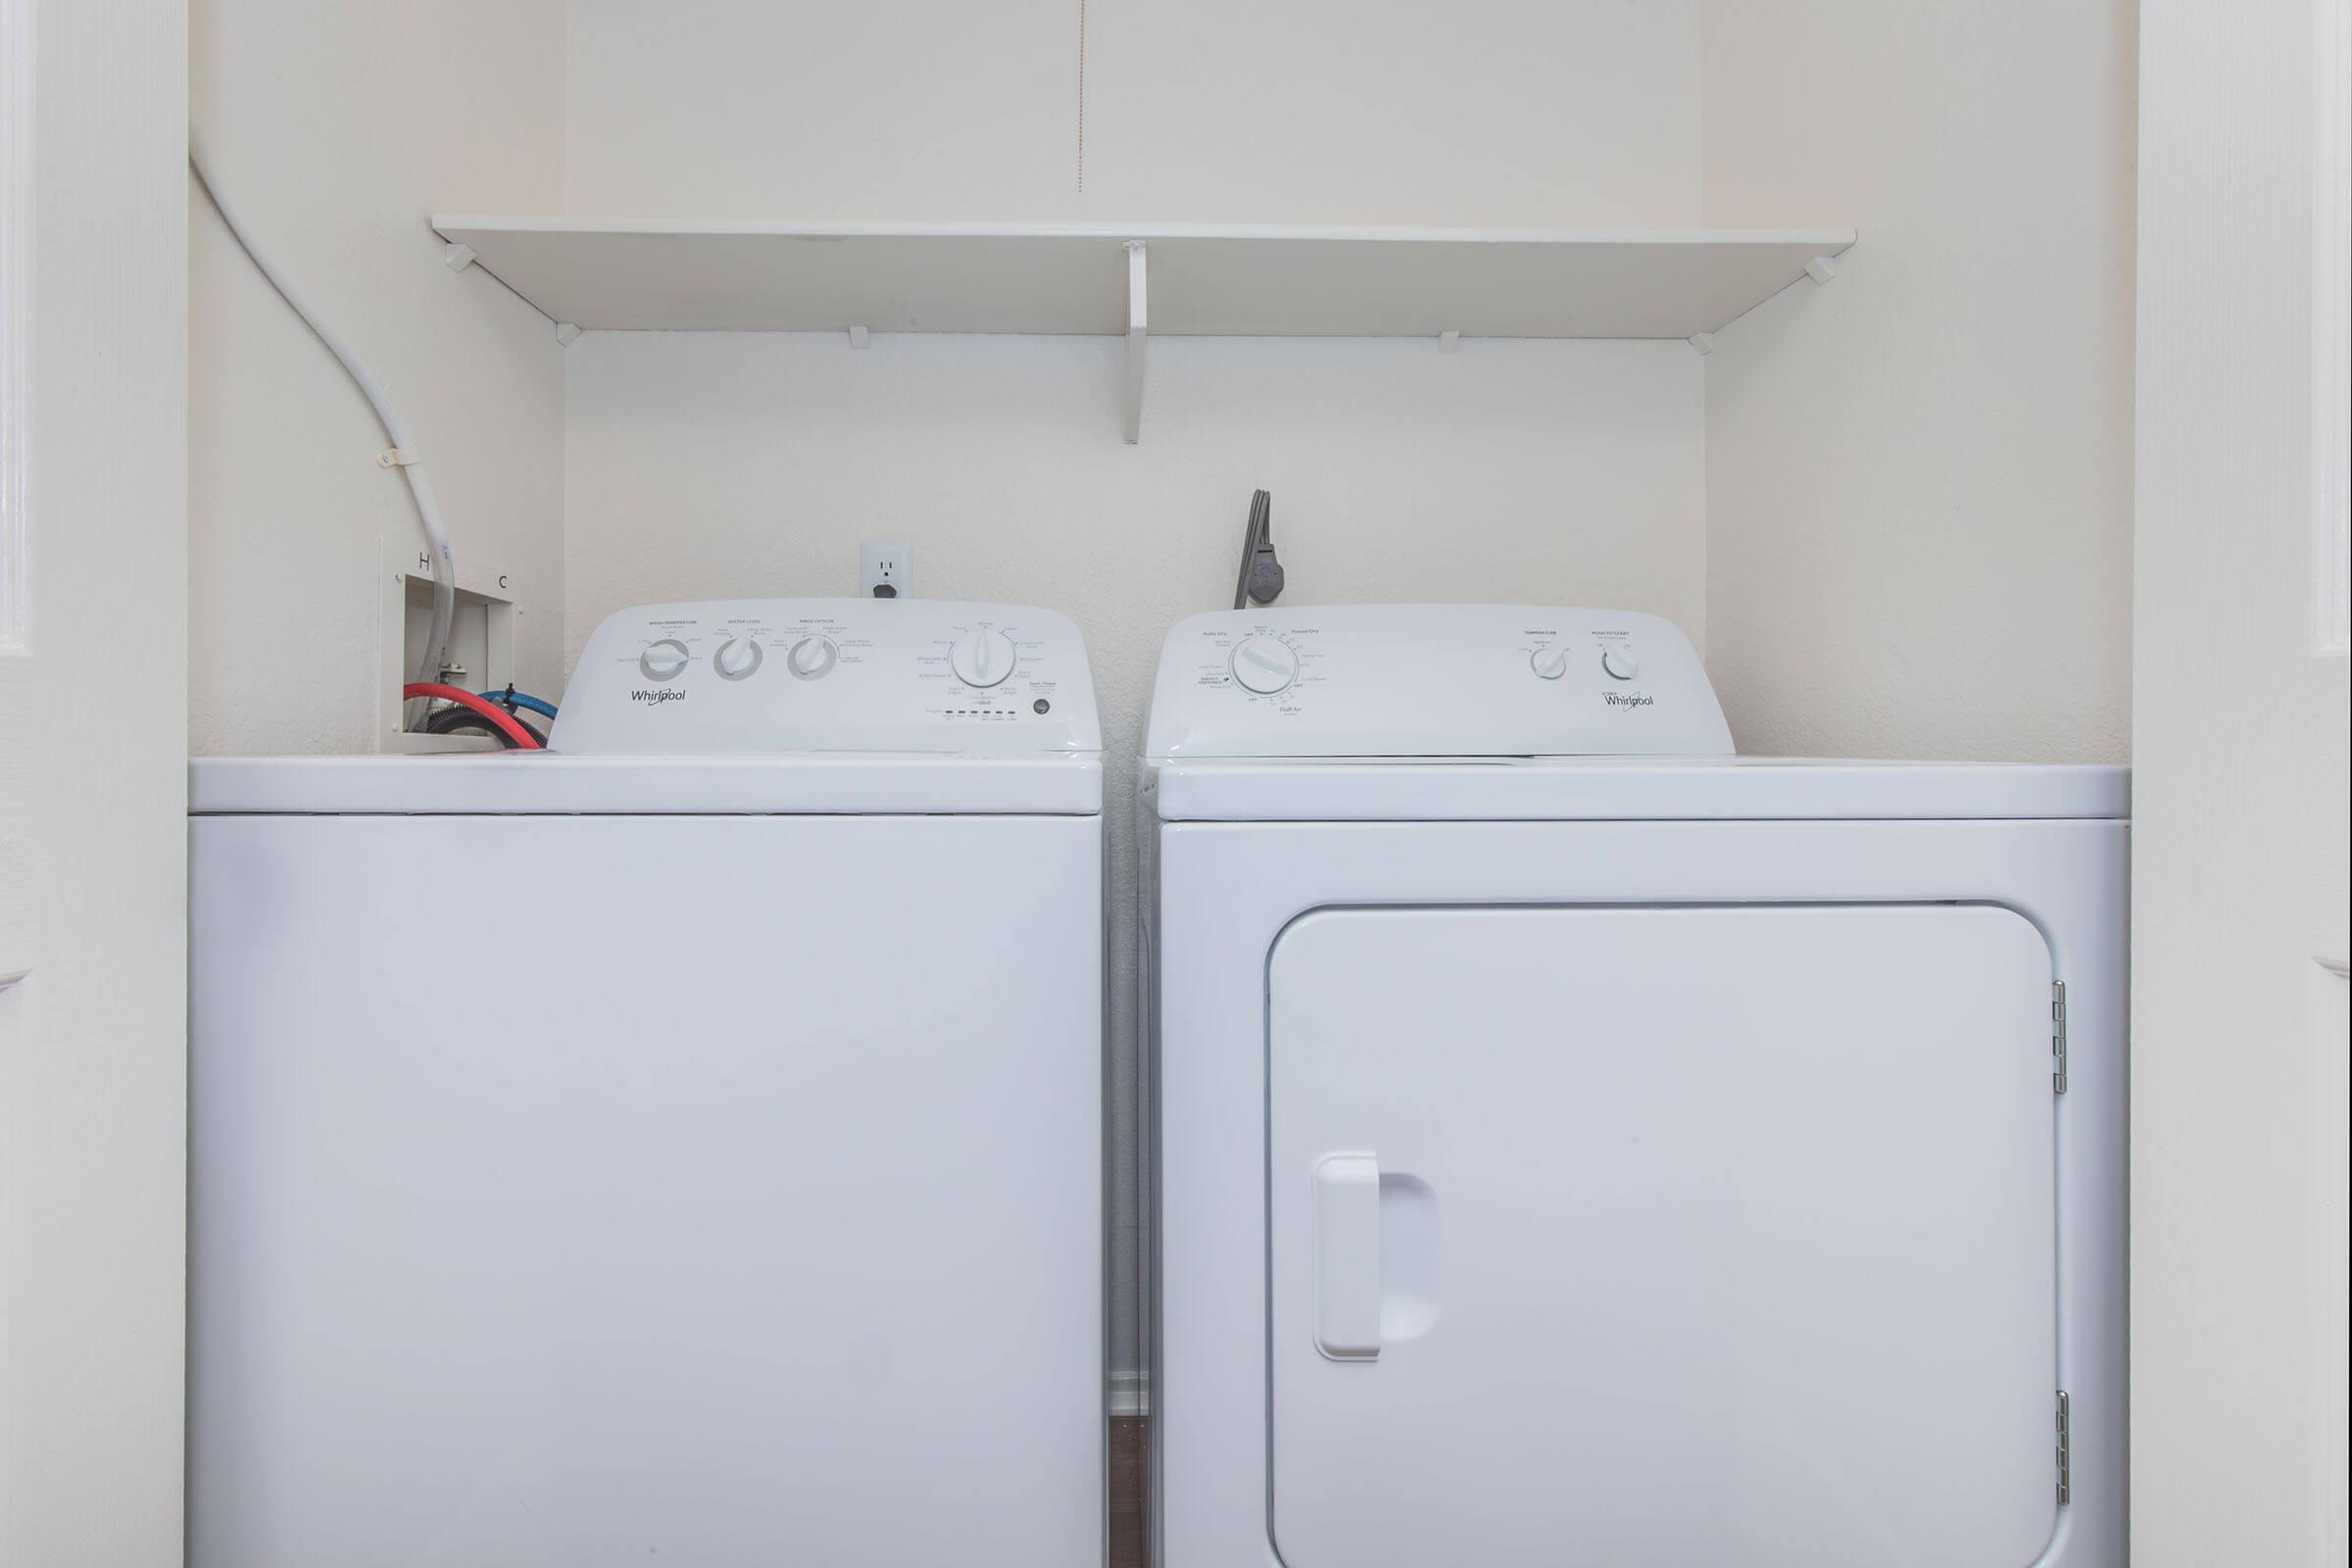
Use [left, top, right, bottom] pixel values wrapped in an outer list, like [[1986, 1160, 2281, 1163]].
[[639, 639, 690, 681], [713, 637, 762, 680], [1530, 646, 1569, 680], [787, 635, 838, 680], [1230, 636, 1298, 695], [950, 627, 1017, 687]]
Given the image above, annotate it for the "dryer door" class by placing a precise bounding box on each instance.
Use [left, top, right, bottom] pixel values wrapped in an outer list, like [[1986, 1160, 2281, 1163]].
[[1267, 905, 2060, 1568]]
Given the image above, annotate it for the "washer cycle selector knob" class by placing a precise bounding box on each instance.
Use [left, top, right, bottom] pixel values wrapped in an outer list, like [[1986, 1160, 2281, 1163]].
[[787, 635, 838, 680], [1600, 644, 1640, 681], [950, 627, 1017, 687], [639, 639, 690, 682], [713, 637, 762, 680], [1530, 646, 1568, 680], [1230, 636, 1298, 695]]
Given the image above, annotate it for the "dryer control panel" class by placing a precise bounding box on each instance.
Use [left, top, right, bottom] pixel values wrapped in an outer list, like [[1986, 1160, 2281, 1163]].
[[1142, 605, 1733, 759], [553, 600, 1101, 755]]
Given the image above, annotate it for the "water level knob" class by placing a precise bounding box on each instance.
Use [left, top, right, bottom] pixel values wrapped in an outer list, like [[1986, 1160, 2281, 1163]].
[[713, 637, 762, 680]]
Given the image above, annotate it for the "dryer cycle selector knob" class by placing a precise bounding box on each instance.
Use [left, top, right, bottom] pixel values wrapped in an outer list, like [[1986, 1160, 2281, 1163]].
[[1230, 636, 1298, 695], [951, 627, 1017, 687], [1530, 646, 1568, 680], [713, 637, 762, 680], [639, 639, 690, 682], [1600, 644, 1640, 681], [787, 635, 838, 680]]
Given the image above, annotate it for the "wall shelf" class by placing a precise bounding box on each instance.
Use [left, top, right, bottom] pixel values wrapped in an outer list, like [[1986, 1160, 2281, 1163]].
[[429, 217, 1854, 441]]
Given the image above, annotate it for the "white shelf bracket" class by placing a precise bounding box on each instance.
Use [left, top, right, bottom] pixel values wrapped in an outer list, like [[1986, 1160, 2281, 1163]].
[[1123, 241, 1148, 445], [1438, 329, 1459, 354], [441, 241, 477, 272], [1804, 255, 1838, 284], [1689, 331, 1716, 356], [848, 323, 870, 349], [553, 321, 583, 346]]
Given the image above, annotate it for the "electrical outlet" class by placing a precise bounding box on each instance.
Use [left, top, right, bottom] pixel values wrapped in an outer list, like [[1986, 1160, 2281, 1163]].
[[860, 540, 910, 599]]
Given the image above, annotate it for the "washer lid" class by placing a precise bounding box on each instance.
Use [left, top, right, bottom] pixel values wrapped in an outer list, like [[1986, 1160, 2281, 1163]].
[[1150, 757, 2129, 821], [1143, 605, 1733, 760], [189, 754, 1102, 816]]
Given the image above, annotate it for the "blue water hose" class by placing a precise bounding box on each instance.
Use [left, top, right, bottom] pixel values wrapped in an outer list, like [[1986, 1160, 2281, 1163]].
[[479, 688, 559, 721]]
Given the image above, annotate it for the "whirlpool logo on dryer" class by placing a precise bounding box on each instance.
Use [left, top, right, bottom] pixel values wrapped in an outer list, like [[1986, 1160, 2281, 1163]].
[[630, 689, 687, 705], [1601, 691, 1654, 709]]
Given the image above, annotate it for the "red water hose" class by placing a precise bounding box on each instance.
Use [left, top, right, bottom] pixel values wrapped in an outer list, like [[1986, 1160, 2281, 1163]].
[[403, 682, 543, 749]]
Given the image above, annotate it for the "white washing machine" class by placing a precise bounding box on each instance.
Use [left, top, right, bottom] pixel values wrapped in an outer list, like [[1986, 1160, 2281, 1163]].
[[191, 600, 1104, 1568], [1141, 605, 2127, 1568]]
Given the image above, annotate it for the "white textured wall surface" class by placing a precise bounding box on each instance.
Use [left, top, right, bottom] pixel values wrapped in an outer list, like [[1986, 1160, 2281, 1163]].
[[565, 0, 1702, 224], [1698, 1, 2136, 761], [564, 330, 1708, 1375], [2132, 0, 2352, 1560], [189, 0, 567, 755]]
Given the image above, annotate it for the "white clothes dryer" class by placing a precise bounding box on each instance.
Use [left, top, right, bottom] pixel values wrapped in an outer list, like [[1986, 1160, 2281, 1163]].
[[1140, 604, 2126, 1568], [191, 600, 1104, 1568]]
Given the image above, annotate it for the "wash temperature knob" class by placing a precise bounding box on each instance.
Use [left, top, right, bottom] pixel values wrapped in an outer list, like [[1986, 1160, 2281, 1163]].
[[1530, 646, 1568, 680], [788, 635, 838, 679], [639, 639, 690, 681], [1230, 636, 1298, 695], [951, 627, 1017, 687], [714, 638, 762, 680]]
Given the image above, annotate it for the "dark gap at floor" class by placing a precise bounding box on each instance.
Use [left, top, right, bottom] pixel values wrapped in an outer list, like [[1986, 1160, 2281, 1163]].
[[1109, 1415, 1147, 1568]]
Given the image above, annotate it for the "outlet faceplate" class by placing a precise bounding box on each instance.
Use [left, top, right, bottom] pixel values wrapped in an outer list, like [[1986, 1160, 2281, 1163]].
[[860, 540, 910, 599]]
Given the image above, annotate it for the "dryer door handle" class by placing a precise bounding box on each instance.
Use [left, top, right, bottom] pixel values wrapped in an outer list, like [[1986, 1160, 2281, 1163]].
[[1312, 1154, 1383, 1361]]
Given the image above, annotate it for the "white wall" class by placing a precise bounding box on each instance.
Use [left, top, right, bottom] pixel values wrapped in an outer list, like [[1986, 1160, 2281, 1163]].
[[566, 0, 1702, 223], [189, 0, 567, 755], [1698, 1, 2136, 762], [2132, 0, 2352, 1559]]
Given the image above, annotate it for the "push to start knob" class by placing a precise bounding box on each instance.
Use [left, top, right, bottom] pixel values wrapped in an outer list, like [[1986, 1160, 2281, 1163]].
[[1600, 644, 1640, 681], [1530, 646, 1568, 680], [1230, 636, 1298, 695], [639, 639, 690, 681], [713, 637, 762, 680], [787, 635, 838, 680], [951, 627, 1017, 687]]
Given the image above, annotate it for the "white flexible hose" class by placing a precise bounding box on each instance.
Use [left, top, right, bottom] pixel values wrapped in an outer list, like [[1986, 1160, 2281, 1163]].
[[188, 129, 456, 697]]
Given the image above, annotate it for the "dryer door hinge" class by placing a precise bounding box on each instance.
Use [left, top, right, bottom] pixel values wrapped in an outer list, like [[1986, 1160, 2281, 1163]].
[[2055, 1390, 2073, 1504], [2051, 981, 2069, 1094]]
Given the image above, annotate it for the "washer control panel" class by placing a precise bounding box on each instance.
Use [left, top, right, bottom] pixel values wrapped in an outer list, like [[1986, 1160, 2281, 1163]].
[[554, 599, 1100, 756], [1143, 604, 1732, 759]]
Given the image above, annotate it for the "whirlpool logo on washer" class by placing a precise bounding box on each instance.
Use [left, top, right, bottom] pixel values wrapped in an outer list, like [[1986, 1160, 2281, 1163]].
[[1601, 691, 1653, 709], [630, 689, 687, 705]]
